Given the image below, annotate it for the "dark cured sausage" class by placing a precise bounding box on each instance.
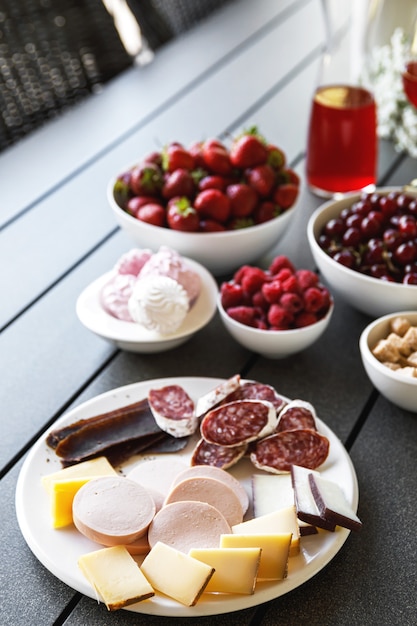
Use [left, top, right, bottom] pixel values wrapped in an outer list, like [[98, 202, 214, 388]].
[[275, 400, 317, 433], [191, 438, 247, 469], [200, 400, 277, 447], [223, 381, 288, 413], [148, 385, 197, 437], [250, 428, 330, 473]]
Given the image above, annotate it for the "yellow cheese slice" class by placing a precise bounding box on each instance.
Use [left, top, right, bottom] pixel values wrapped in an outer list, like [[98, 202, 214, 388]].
[[140, 541, 214, 606], [220, 533, 291, 580], [189, 547, 261, 594], [78, 545, 154, 611], [232, 506, 300, 556], [41, 457, 117, 528]]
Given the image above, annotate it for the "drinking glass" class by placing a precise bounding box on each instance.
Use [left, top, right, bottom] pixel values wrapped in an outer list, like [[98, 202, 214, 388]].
[[402, 15, 417, 107]]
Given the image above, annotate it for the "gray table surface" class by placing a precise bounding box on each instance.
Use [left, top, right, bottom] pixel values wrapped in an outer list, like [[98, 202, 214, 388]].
[[1, 1, 416, 624]]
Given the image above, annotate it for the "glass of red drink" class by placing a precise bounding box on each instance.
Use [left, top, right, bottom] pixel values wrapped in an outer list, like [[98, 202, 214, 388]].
[[402, 18, 417, 108]]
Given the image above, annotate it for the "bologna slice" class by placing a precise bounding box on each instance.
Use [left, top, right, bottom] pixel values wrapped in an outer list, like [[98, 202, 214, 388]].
[[147, 500, 231, 553], [250, 428, 330, 473], [201, 400, 277, 447], [148, 384, 197, 437]]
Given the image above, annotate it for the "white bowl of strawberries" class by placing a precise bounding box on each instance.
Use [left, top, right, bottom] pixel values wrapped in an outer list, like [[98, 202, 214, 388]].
[[109, 129, 300, 276], [217, 255, 334, 358]]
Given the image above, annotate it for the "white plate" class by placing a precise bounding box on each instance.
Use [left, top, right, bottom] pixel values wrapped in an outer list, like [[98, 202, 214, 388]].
[[16, 377, 359, 617], [76, 258, 218, 352]]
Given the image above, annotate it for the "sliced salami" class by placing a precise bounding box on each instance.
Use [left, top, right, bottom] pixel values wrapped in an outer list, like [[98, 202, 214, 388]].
[[195, 374, 241, 418], [250, 428, 330, 473], [190, 438, 247, 469], [148, 384, 197, 438], [200, 399, 277, 447], [223, 381, 288, 413], [275, 400, 317, 433]]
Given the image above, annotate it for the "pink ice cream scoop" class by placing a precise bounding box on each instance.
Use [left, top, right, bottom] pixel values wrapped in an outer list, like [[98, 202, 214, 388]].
[[114, 248, 153, 276], [100, 273, 136, 321]]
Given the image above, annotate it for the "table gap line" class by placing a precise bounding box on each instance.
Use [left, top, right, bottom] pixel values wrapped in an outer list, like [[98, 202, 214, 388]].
[[344, 388, 379, 451], [52, 592, 83, 626], [0, 0, 313, 233]]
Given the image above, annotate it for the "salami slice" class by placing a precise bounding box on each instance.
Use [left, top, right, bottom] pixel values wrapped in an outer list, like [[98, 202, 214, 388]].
[[223, 381, 288, 413], [195, 374, 241, 418], [191, 438, 247, 469], [275, 400, 317, 433], [250, 428, 330, 473], [200, 400, 277, 447], [148, 384, 197, 437]]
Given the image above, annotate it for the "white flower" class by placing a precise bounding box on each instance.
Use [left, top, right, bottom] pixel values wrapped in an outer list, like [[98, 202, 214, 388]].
[[367, 28, 417, 157]]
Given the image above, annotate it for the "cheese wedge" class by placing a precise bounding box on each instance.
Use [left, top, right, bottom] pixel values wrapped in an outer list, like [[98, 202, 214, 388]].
[[188, 547, 261, 594], [78, 545, 154, 611], [220, 533, 291, 580], [231, 507, 300, 556], [140, 541, 214, 606], [41, 456, 117, 528]]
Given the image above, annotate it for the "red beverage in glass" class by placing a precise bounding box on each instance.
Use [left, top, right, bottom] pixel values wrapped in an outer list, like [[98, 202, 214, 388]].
[[306, 85, 377, 196], [402, 60, 417, 107]]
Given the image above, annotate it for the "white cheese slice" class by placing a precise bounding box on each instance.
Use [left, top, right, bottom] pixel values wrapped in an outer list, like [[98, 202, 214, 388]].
[[308, 473, 362, 532], [78, 545, 154, 611], [140, 541, 214, 606], [231, 507, 300, 556], [220, 533, 291, 580], [188, 547, 261, 594]]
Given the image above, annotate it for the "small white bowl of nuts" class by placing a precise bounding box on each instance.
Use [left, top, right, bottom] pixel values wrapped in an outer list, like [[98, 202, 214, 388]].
[[359, 311, 417, 413]]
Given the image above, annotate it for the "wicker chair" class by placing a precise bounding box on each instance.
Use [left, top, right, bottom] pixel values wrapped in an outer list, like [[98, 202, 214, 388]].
[[0, 0, 133, 151]]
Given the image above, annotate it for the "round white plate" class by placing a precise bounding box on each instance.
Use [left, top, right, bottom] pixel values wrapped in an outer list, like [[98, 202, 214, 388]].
[[15, 377, 359, 617], [76, 258, 218, 353]]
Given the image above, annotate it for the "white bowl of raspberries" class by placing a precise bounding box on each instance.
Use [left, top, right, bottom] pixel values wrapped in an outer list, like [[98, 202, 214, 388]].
[[217, 255, 334, 359], [109, 128, 300, 276], [307, 188, 417, 318]]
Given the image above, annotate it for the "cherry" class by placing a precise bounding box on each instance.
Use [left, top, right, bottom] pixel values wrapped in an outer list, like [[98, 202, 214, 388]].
[[333, 249, 356, 269], [394, 241, 417, 266]]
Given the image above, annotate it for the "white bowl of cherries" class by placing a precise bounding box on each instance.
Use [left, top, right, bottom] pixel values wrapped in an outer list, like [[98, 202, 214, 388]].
[[307, 188, 417, 318]]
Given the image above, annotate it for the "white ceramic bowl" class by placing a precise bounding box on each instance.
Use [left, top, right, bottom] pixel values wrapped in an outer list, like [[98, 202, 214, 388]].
[[217, 293, 334, 359], [359, 311, 417, 413], [307, 189, 417, 318], [76, 258, 218, 353], [109, 178, 296, 276]]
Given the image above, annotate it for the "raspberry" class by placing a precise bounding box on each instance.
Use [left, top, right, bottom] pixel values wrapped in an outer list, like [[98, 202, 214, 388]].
[[281, 275, 299, 293], [267, 304, 293, 328], [226, 305, 256, 327], [296, 269, 319, 290], [268, 255, 295, 275], [251, 289, 269, 310], [274, 267, 293, 282], [262, 280, 283, 303], [220, 282, 245, 309], [295, 312, 318, 327], [241, 267, 268, 295], [254, 318, 268, 330], [280, 292, 303, 313], [233, 265, 253, 284], [303, 287, 326, 313]]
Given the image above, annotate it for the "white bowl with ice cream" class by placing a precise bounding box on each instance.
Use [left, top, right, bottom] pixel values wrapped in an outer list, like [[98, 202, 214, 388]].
[[76, 247, 218, 352]]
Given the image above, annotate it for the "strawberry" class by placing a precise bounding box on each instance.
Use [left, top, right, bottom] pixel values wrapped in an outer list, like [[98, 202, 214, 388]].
[[230, 129, 268, 169], [202, 139, 233, 175], [162, 168, 195, 199], [136, 203, 166, 227], [277, 168, 301, 186], [113, 173, 131, 210], [188, 141, 206, 168], [199, 175, 228, 192], [226, 183, 258, 217], [267, 144, 286, 170], [167, 197, 199, 232], [245, 164, 276, 197], [143, 151, 163, 168], [163, 143, 195, 172], [227, 216, 255, 230], [253, 201, 280, 224], [127, 195, 157, 217], [199, 219, 227, 232], [273, 183, 299, 209], [194, 189, 231, 223], [130, 163, 163, 196]]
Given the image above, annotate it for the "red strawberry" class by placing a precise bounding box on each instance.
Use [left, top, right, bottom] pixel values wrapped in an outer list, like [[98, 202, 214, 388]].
[[273, 183, 299, 209], [194, 189, 231, 223], [277, 168, 301, 186], [188, 141, 206, 168], [163, 143, 195, 172], [143, 151, 163, 168], [167, 197, 199, 232], [130, 163, 163, 196], [126, 195, 157, 217], [246, 164, 276, 197], [253, 201, 280, 224], [226, 183, 258, 217], [162, 168, 195, 199], [136, 203, 166, 227], [199, 219, 227, 232], [199, 175, 228, 192], [202, 139, 233, 175], [267, 144, 286, 170], [230, 131, 268, 169]]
